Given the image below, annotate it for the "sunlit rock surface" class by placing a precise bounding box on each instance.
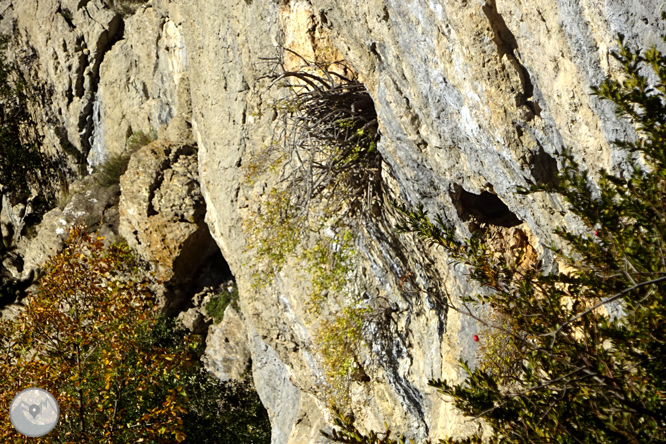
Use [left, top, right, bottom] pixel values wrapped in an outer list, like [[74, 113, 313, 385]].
[[2, 0, 664, 441]]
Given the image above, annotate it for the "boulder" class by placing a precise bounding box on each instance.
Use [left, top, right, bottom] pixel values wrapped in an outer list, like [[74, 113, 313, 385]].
[[118, 139, 218, 287]]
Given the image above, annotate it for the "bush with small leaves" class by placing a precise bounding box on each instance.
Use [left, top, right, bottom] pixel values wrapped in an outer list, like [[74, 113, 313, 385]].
[[110, 0, 149, 16], [0, 227, 271, 443], [95, 130, 155, 188], [204, 282, 240, 324]]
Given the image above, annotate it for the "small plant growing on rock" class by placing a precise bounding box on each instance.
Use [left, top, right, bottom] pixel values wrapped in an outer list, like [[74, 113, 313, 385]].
[[96, 152, 132, 187], [242, 47, 383, 408], [243, 48, 380, 289], [110, 0, 149, 16], [205, 282, 240, 324], [95, 130, 156, 187], [126, 129, 157, 152]]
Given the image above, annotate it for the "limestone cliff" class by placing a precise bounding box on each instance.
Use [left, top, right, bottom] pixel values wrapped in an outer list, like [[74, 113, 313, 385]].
[[1, 0, 664, 442]]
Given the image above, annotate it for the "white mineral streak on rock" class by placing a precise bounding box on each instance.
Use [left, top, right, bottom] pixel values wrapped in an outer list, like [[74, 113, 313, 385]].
[[88, 90, 106, 171], [163, 19, 187, 86]]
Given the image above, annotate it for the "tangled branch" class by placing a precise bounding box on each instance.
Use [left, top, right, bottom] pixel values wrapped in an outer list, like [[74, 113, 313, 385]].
[[259, 47, 382, 223]]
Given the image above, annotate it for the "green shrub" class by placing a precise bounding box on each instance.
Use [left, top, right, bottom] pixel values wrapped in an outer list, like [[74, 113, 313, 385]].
[[317, 305, 373, 408], [96, 152, 133, 187], [0, 227, 271, 443], [204, 282, 240, 324], [96, 130, 155, 187], [324, 32, 666, 444], [321, 406, 414, 444], [110, 0, 149, 15], [244, 48, 380, 269], [243, 48, 383, 408], [0, 36, 46, 202], [145, 316, 271, 444], [127, 129, 157, 152]]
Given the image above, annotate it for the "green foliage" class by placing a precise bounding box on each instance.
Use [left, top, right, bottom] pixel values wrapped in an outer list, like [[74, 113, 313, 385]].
[[95, 152, 132, 187], [205, 282, 240, 324], [142, 316, 271, 444], [56, 190, 73, 210], [0, 227, 271, 443], [305, 228, 357, 309], [126, 129, 157, 152], [390, 35, 666, 444], [321, 406, 419, 444], [0, 36, 45, 202], [96, 130, 155, 188], [243, 48, 382, 408], [317, 304, 372, 407], [110, 0, 149, 15]]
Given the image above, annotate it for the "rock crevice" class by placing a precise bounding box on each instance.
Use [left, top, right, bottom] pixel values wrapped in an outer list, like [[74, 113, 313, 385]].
[[2, 0, 666, 442]]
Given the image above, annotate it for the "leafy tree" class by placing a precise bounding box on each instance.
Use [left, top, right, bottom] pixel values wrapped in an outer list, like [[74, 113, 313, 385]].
[[0, 227, 271, 443], [323, 34, 666, 443], [0, 35, 46, 203], [0, 227, 190, 443], [146, 317, 271, 444]]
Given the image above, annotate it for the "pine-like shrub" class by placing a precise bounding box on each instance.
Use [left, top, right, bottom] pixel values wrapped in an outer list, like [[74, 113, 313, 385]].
[[323, 33, 666, 444]]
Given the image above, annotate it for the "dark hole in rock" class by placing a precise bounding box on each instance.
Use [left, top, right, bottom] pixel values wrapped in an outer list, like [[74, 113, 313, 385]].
[[529, 145, 559, 187], [164, 245, 234, 318], [191, 248, 233, 295], [450, 184, 522, 228]]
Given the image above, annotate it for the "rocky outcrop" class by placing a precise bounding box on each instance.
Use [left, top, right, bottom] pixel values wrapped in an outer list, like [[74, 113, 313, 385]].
[[118, 139, 217, 289], [204, 305, 252, 382], [0, 174, 120, 312], [18, 179, 120, 278], [3, 0, 665, 442]]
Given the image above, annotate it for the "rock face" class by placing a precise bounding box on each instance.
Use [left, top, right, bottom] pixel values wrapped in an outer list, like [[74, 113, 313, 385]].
[[118, 138, 220, 314], [118, 139, 213, 282], [13, 179, 121, 284], [204, 305, 252, 382], [3, 0, 666, 442], [0, 172, 121, 315]]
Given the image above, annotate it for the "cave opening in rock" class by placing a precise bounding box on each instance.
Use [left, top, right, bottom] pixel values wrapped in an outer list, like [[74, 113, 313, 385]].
[[162, 221, 236, 319], [450, 184, 522, 228], [190, 248, 234, 295]]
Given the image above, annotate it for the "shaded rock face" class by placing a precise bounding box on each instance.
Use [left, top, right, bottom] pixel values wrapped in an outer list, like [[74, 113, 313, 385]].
[[118, 138, 220, 312], [4, 0, 666, 442], [204, 305, 252, 382], [0, 174, 121, 315]]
